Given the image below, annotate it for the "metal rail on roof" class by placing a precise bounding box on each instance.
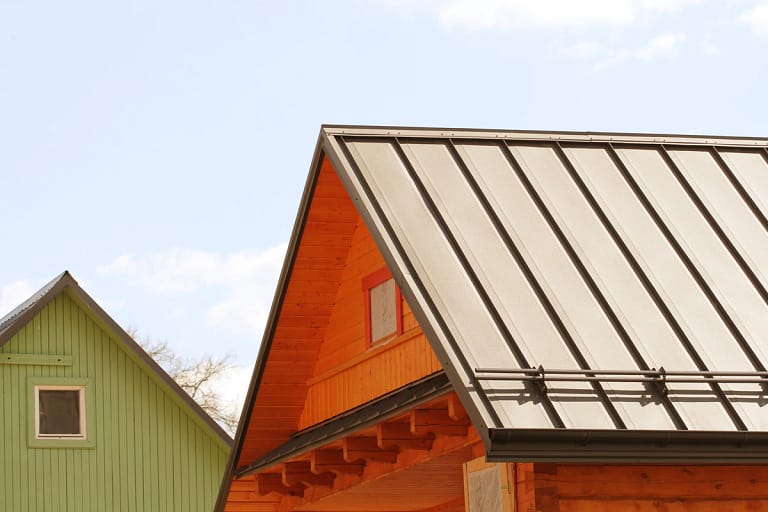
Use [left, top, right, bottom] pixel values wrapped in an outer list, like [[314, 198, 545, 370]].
[[476, 367, 768, 394]]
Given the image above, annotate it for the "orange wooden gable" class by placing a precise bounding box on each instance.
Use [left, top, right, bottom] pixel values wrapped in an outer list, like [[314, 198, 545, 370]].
[[236, 155, 443, 469]]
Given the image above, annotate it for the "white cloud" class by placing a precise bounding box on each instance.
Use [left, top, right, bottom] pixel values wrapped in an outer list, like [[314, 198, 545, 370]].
[[641, 0, 703, 13], [739, 3, 768, 36], [700, 34, 719, 56], [635, 32, 686, 60], [376, 0, 704, 30], [96, 253, 137, 275], [439, 0, 634, 30], [98, 243, 287, 338], [0, 279, 35, 317], [593, 32, 686, 69], [561, 41, 605, 59]]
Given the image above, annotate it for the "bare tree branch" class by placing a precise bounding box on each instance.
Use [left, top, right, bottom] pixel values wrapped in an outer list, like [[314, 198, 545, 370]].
[[127, 326, 240, 434]]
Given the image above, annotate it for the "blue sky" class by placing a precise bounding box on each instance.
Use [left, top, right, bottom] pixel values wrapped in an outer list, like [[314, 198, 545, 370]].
[[2, 0, 767, 412]]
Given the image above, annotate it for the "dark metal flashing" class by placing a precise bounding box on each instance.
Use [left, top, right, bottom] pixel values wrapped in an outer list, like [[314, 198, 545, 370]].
[[0, 271, 233, 447], [487, 428, 768, 463], [213, 135, 329, 512], [235, 371, 451, 479], [321, 124, 768, 146]]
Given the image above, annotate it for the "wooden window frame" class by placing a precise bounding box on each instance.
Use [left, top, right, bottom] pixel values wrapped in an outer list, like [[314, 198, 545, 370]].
[[35, 385, 87, 440], [362, 267, 403, 348], [28, 376, 95, 449]]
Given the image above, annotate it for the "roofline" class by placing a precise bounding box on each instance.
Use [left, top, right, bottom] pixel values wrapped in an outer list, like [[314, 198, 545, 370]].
[[487, 428, 768, 463], [0, 271, 70, 346], [215, 123, 768, 510], [321, 124, 768, 147], [0, 271, 233, 448], [235, 371, 451, 478], [213, 131, 329, 512]]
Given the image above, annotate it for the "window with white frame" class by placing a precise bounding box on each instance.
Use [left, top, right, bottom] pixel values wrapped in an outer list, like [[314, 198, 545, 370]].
[[34, 385, 86, 439]]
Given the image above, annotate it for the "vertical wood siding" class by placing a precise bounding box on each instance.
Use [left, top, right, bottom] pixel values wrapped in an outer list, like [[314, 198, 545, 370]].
[[0, 293, 228, 512], [298, 219, 442, 429]]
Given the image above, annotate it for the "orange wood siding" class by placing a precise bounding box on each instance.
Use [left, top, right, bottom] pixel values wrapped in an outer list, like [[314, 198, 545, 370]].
[[238, 157, 359, 466], [298, 218, 442, 429], [238, 155, 441, 466], [521, 463, 768, 512]]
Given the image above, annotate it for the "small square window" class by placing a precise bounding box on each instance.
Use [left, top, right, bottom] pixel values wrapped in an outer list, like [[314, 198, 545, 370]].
[[35, 386, 86, 439], [363, 267, 403, 347]]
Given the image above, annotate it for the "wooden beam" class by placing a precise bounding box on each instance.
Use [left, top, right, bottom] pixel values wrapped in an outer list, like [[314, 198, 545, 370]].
[[0, 353, 73, 366], [447, 394, 468, 422], [282, 461, 335, 488], [377, 422, 434, 450], [343, 436, 398, 464], [311, 449, 366, 475], [255, 473, 305, 497], [411, 409, 470, 437]]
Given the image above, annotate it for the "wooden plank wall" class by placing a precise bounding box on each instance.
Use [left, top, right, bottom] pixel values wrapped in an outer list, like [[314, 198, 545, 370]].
[[298, 217, 442, 429], [238, 158, 360, 465], [517, 463, 768, 512], [0, 293, 229, 512]]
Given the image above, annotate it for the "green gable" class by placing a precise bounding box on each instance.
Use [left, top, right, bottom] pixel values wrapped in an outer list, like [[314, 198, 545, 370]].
[[0, 272, 231, 511]]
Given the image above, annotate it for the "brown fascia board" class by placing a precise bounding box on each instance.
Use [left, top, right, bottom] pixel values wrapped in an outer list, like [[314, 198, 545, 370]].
[[213, 131, 329, 512], [0, 271, 233, 447]]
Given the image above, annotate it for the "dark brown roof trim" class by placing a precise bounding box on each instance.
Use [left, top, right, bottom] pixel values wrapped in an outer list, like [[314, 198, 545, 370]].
[[0, 271, 69, 346], [0, 271, 233, 446], [235, 371, 451, 478], [321, 124, 768, 146], [487, 428, 768, 463], [213, 134, 329, 512]]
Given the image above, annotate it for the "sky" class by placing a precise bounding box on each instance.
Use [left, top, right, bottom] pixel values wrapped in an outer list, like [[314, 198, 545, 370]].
[[2, 0, 767, 417]]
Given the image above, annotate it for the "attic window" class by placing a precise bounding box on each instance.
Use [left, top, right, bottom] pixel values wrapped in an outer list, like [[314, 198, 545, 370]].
[[35, 386, 86, 439], [363, 267, 403, 346]]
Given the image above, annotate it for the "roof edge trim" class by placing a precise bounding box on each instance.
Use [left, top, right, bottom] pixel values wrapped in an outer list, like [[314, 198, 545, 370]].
[[213, 131, 330, 512], [488, 428, 768, 463], [321, 125, 768, 147], [235, 371, 451, 479]]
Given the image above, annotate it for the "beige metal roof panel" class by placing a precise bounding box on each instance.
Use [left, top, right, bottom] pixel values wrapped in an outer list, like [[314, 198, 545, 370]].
[[402, 141, 615, 429], [564, 146, 735, 430], [321, 126, 768, 461], [718, 150, 768, 221]]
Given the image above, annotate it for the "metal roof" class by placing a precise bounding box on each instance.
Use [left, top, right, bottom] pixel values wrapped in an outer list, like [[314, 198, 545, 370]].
[[0, 271, 233, 447], [320, 125, 768, 461], [0, 271, 68, 339]]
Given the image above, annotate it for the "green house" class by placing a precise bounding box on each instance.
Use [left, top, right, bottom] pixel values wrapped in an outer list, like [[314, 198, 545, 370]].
[[0, 271, 232, 511]]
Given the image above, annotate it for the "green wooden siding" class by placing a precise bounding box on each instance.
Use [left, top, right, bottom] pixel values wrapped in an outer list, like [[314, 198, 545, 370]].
[[0, 292, 229, 512]]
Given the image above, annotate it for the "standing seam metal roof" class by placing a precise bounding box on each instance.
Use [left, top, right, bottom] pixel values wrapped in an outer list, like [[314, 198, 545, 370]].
[[320, 126, 768, 458]]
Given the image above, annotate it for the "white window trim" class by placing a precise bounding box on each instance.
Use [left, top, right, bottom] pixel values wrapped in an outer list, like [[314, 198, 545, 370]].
[[34, 385, 87, 440]]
